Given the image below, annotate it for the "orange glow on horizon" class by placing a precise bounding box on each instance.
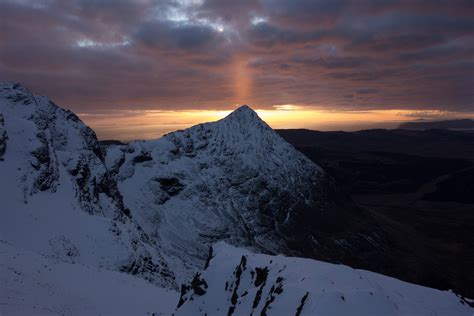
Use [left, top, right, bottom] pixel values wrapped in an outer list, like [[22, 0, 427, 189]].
[[77, 106, 474, 142]]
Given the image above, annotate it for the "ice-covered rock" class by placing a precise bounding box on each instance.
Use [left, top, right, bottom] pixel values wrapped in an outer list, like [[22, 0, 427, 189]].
[[1, 82, 387, 291], [0, 82, 176, 289], [175, 242, 473, 316], [108, 103, 334, 284]]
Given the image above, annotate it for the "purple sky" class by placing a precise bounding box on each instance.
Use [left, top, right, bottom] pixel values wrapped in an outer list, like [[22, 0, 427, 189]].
[[1, 0, 473, 123]]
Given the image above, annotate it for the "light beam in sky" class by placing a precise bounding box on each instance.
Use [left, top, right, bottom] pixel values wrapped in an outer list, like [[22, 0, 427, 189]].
[[232, 55, 252, 104]]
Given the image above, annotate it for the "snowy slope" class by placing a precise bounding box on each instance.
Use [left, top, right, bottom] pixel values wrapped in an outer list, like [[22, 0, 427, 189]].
[[1, 82, 336, 292], [0, 82, 386, 292], [0, 82, 175, 289], [0, 240, 178, 315], [175, 242, 473, 316], [1, 82, 473, 315], [107, 105, 331, 284]]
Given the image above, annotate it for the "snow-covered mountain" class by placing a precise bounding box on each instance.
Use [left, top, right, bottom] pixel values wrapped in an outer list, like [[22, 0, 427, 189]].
[[3, 240, 471, 315], [104, 101, 392, 285], [104, 104, 339, 283], [0, 82, 340, 288], [2, 82, 471, 315], [175, 242, 473, 316], [0, 82, 387, 287], [0, 82, 176, 289]]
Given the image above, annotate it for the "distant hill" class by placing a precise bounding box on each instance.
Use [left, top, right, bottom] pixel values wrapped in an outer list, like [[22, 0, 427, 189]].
[[277, 128, 474, 160], [399, 119, 474, 130]]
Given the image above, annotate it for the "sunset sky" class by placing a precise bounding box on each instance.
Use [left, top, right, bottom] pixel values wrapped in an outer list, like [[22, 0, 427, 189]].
[[1, 0, 473, 141]]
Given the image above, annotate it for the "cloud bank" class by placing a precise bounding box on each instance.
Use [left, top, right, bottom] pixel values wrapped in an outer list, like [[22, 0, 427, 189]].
[[1, 0, 473, 114]]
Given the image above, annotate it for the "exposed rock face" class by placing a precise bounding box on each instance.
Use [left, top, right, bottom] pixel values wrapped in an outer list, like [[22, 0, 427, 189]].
[[1, 82, 385, 290], [2, 82, 474, 316], [174, 242, 474, 316], [0, 82, 175, 289], [105, 104, 386, 285], [0, 113, 7, 161], [104, 104, 332, 283]]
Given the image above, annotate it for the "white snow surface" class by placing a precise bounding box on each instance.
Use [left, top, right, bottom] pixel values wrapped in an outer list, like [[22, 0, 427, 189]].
[[0, 241, 178, 315], [0, 82, 176, 289], [1, 82, 472, 315], [176, 242, 473, 316], [109, 104, 325, 284]]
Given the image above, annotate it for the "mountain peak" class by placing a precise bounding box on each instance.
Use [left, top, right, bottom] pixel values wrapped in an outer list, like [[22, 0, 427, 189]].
[[223, 105, 264, 126], [234, 104, 255, 113]]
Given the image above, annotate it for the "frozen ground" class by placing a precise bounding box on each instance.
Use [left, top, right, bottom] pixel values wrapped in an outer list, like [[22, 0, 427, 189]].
[[0, 241, 178, 315], [176, 242, 474, 316]]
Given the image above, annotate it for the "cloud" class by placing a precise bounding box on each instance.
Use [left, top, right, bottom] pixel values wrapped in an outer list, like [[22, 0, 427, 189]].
[[0, 0, 473, 113], [260, 0, 346, 28], [134, 20, 222, 51], [356, 88, 380, 94]]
